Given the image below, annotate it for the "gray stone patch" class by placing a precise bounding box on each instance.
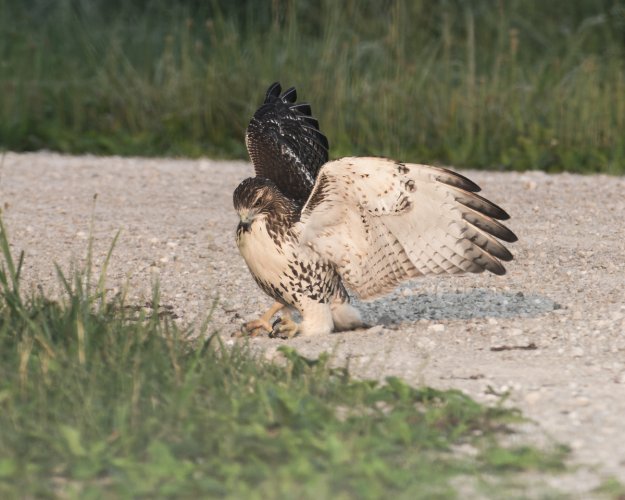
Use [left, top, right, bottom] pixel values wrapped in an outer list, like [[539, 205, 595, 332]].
[[355, 289, 559, 326]]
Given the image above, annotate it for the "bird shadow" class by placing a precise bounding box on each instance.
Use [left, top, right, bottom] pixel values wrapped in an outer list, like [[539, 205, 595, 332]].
[[354, 288, 560, 327]]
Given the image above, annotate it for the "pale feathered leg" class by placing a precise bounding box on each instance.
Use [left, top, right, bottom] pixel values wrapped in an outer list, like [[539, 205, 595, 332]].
[[238, 301, 284, 337]]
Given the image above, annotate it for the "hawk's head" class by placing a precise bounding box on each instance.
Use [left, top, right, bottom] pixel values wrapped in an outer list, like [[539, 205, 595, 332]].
[[233, 177, 297, 234]]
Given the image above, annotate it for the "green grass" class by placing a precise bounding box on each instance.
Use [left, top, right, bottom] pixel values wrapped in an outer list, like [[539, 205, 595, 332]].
[[1, 0, 624, 173], [0, 217, 570, 497]]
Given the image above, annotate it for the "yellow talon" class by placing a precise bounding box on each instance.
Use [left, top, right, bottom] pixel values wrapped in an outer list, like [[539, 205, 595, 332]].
[[234, 302, 284, 337], [270, 311, 299, 339]]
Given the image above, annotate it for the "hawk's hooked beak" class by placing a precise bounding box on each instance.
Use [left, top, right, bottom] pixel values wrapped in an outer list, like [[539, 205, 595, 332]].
[[238, 209, 256, 232]]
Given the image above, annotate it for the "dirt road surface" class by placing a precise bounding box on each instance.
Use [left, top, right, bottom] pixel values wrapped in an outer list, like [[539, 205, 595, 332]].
[[2, 152, 624, 495]]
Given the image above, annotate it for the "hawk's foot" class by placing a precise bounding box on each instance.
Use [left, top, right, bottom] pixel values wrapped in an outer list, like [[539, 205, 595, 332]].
[[270, 316, 299, 339], [235, 318, 273, 337], [233, 301, 285, 338]]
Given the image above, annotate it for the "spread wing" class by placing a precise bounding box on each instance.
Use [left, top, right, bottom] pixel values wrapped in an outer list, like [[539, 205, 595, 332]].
[[299, 157, 518, 299], [246, 82, 329, 204]]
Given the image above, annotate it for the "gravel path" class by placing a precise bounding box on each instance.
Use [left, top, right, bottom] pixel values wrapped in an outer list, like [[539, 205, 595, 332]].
[[2, 152, 624, 495]]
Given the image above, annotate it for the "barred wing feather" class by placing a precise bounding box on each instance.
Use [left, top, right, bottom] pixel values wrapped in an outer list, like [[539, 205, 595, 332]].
[[245, 82, 329, 204], [299, 157, 517, 299]]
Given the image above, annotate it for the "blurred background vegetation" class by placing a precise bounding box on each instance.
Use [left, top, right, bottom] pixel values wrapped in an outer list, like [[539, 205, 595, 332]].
[[0, 0, 624, 172]]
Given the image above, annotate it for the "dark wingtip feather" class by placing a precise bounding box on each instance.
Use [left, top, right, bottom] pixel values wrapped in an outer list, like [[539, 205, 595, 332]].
[[506, 230, 518, 243], [490, 245, 514, 262], [282, 86, 297, 103], [246, 82, 329, 202], [489, 262, 507, 276], [316, 132, 329, 150], [453, 189, 512, 221], [495, 208, 511, 221], [467, 230, 514, 261], [264, 82, 281, 102], [300, 116, 319, 129], [435, 168, 482, 192], [463, 212, 518, 243], [472, 248, 508, 275], [291, 102, 312, 116], [496, 246, 514, 261]]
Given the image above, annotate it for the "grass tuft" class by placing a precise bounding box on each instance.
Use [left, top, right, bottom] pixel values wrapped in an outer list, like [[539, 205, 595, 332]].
[[0, 218, 568, 497]]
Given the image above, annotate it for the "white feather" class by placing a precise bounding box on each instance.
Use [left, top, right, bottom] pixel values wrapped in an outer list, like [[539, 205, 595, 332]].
[[298, 157, 513, 299], [237, 216, 291, 291], [237, 214, 336, 336]]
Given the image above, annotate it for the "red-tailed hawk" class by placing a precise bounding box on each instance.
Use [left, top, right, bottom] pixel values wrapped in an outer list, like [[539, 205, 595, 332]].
[[233, 83, 517, 338]]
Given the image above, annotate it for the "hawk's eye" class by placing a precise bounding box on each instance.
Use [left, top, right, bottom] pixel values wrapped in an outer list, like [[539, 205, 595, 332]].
[[254, 194, 264, 208]]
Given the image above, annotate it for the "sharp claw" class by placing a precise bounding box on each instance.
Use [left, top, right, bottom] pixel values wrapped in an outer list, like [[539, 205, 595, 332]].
[[269, 318, 285, 339], [234, 303, 285, 338], [269, 316, 299, 339], [269, 331, 287, 340]]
